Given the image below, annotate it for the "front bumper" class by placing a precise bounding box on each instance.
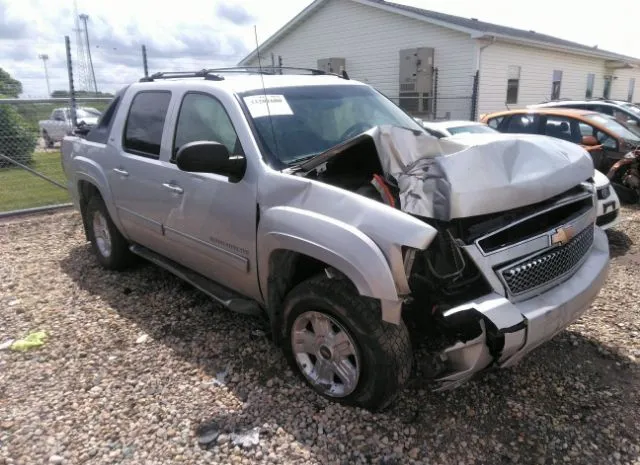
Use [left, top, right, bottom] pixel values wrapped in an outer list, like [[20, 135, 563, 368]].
[[434, 226, 610, 390]]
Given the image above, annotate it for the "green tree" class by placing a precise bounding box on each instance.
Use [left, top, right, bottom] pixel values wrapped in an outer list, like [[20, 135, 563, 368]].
[[0, 70, 36, 167], [0, 68, 22, 98]]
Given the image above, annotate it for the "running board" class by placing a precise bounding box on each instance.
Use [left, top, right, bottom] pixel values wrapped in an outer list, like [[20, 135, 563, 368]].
[[129, 244, 263, 317]]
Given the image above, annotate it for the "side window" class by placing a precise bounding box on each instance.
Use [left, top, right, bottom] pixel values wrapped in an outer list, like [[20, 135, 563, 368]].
[[86, 89, 127, 144], [596, 130, 618, 150], [53, 110, 64, 121], [578, 122, 594, 137], [487, 116, 504, 129], [505, 114, 539, 134], [551, 70, 563, 100], [585, 73, 595, 99], [543, 116, 582, 143], [506, 66, 521, 104], [123, 91, 172, 159], [172, 93, 243, 162], [597, 105, 614, 116]]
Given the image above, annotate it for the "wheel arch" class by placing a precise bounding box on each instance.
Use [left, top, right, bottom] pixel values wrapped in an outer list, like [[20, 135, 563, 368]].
[[258, 207, 403, 343]]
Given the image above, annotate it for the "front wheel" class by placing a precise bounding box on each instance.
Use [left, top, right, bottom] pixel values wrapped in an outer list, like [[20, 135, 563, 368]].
[[282, 275, 412, 411]]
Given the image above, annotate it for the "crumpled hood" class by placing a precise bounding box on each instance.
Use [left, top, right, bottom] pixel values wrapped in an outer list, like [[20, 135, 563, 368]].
[[370, 126, 595, 220]]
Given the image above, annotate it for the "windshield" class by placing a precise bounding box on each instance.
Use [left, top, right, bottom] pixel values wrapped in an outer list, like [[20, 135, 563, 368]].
[[239, 85, 425, 165], [584, 113, 640, 142], [447, 124, 497, 136]]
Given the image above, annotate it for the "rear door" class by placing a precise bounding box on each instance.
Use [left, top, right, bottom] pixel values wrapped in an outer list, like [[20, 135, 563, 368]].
[[107, 90, 175, 252]]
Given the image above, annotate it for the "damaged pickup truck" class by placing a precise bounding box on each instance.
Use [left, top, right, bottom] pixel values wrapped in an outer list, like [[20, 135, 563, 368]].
[[61, 69, 610, 411]]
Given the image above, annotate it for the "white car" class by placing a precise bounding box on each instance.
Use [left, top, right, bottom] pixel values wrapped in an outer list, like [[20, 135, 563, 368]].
[[418, 120, 621, 230], [420, 119, 498, 138]]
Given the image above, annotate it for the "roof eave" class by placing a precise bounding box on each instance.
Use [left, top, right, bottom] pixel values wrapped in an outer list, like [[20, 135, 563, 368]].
[[351, 0, 478, 35], [472, 32, 640, 65], [238, 0, 326, 66]]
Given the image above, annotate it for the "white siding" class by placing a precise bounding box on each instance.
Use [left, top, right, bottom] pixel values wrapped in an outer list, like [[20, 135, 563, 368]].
[[245, 0, 476, 119], [478, 41, 640, 116], [611, 67, 640, 103]]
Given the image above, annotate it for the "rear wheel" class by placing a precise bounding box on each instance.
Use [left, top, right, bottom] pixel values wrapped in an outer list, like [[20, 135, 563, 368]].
[[282, 275, 412, 411], [42, 130, 54, 148], [85, 195, 134, 270]]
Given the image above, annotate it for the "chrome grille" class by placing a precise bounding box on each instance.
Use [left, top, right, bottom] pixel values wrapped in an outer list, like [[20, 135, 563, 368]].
[[499, 226, 594, 296]]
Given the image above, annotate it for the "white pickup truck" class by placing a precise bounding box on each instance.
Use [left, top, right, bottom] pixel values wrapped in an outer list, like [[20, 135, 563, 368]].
[[39, 107, 101, 147]]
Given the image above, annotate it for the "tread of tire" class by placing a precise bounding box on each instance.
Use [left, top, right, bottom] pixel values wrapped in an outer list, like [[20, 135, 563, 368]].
[[284, 274, 412, 411]]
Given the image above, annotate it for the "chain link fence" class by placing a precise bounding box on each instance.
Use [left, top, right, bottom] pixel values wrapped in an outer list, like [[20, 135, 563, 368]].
[[389, 95, 476, 122], [0, 97, 112, 215]]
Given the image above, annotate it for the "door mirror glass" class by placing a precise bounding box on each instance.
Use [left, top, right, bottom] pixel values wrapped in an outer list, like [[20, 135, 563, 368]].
[[176, 141, 246, 181], [581, 135, 599, 146]]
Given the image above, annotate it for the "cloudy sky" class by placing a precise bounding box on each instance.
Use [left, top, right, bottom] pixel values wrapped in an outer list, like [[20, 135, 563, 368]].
[[1, 0, 639, 97]]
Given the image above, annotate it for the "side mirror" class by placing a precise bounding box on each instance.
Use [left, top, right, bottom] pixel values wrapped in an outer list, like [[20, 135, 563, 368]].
[[627, 119, 638, 126], [176, 141, 246, 182], [581, 135, 599, 146]]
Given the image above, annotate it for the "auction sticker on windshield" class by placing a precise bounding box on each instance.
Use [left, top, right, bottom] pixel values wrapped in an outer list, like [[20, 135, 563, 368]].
[[244, 95, 293, 118]]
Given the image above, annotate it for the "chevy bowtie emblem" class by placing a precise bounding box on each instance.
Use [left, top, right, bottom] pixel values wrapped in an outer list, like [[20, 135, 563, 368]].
[[551, 225, 576, 246]]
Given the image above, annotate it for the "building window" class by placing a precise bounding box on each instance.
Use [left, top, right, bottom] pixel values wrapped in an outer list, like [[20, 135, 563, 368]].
[[603, 76, 612, 99], [551, 70, 563, 100], [586, 73, 595, 99], [506, 65, 521, 104], [628, 78, 636, 102]]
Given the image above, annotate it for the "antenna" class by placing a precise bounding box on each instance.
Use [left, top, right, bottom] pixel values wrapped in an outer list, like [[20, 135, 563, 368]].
[[254, 25, 280, 161]]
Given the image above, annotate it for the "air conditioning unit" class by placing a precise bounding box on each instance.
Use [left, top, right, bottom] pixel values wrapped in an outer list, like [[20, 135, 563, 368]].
[[317, 58, 346, 74], [399, 47, 434, 115]]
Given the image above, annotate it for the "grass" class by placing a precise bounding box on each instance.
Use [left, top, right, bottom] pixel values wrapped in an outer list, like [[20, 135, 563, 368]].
[[0, 151, 70, 212]]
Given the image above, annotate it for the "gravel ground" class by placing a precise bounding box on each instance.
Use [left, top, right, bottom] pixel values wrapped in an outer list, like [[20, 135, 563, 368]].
[[1, 208, 640, 465]]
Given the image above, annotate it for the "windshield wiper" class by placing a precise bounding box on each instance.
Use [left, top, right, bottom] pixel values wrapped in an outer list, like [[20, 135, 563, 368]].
[[287, 153, 322, 166]]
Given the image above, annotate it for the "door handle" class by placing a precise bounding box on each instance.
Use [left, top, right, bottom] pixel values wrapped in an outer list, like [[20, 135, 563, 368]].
[[162, 183, 184, 194], [113, 168, 129, 176]]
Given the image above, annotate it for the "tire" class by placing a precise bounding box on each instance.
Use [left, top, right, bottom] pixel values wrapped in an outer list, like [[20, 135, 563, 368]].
[[612, 182, 640, 204], [42, 131, 54, 148], [282, 274, 412, 411], [85, 195, 134, 270]]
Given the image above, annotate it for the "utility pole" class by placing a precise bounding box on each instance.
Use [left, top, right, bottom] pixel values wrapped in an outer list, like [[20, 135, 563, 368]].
[[79, 14, 98, 94], [38, 54, 51, 97], [142, 45, 149, 78], [65, 36, 77, 128]]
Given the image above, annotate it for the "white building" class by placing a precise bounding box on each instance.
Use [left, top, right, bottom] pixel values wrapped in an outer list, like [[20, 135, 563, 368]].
[[239, 0, 640, 120]]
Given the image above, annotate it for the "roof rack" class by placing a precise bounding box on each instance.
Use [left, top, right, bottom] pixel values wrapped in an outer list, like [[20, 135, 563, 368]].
[[139, 66, 350, 83]]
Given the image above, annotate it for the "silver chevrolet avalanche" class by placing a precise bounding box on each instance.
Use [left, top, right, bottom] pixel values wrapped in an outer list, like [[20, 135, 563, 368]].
[[61, 68, 610, 411]]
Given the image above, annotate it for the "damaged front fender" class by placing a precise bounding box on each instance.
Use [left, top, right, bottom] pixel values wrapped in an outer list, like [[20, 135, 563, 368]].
[[258, 206, 403, 323]]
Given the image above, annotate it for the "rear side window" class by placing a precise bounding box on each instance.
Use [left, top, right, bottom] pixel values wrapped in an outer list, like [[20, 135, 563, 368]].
[[86, 93, 123, 144], [487, 116, 504, 130], [123, 91, 172, 158], [505, 114, 539, 134]]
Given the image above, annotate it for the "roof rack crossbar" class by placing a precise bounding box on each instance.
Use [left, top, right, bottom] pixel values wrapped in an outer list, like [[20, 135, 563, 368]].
[[139, 66, 350, 82]]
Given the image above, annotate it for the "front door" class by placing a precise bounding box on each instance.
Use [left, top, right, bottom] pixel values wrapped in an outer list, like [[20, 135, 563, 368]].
[[160, 91, 259, 299], [108, 90, 174, 252]]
